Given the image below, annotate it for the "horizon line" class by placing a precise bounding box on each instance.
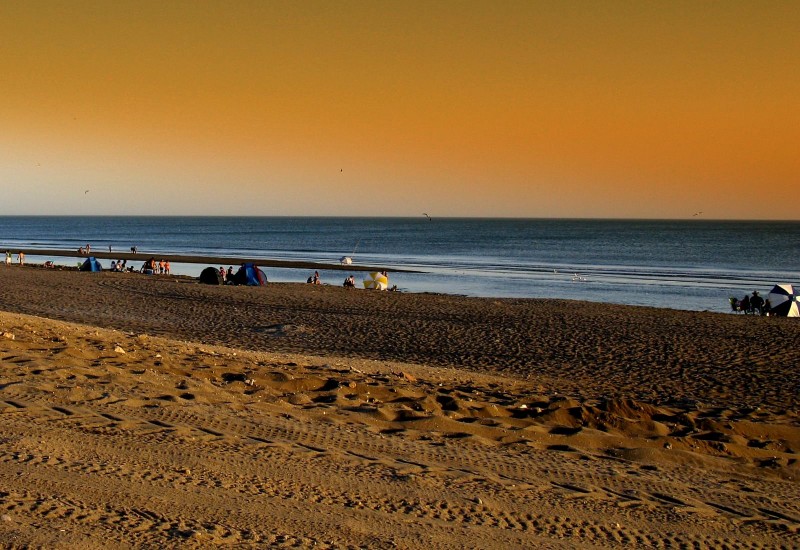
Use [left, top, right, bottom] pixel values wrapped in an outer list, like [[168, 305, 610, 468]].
[[0, 214, 798, 223]]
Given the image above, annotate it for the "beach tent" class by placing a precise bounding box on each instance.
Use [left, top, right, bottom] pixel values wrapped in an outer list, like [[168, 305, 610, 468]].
[[766, 284, 800, 317], [79, 257, 102, 272], [363, 272, 388, 290], [233, 263, 268, 286], [199, 266, 223, 285]]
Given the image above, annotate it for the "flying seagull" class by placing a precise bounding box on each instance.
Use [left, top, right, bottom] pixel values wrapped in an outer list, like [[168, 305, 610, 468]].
[[422, 213, 431, 221], [84, 189, 90, 194], [692, 211, 703, 217]]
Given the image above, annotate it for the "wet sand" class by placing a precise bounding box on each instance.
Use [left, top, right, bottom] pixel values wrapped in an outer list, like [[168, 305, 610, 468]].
[[0, 264, 798, 548]]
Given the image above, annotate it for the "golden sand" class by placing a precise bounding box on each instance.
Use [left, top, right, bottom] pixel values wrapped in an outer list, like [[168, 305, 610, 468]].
[[0, 265, 797, 548]]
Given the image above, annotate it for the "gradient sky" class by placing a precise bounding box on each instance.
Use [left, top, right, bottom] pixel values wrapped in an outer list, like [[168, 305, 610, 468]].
[[1, 1, 797, 219]]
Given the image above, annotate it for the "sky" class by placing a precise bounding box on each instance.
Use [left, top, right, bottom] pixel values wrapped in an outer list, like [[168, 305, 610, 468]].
[[1, 1, 798, 219]]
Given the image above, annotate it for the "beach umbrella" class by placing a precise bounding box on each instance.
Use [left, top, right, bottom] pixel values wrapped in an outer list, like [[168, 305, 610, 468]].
[[363, 272, 389, 290], [766, 284, 800, 317]]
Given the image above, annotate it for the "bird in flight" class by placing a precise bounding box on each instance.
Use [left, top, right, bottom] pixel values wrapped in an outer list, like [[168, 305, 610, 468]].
[[422, 213, 431, 221], [84, 190, 90, 194], [692, 211, 703, 217]]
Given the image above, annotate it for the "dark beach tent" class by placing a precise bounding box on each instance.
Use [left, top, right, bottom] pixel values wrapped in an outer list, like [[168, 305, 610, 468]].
[[79, 257, 102, 272], [766, 284, 800, 317], [199, 266, 223, 285], [233, 263, 268, 286]]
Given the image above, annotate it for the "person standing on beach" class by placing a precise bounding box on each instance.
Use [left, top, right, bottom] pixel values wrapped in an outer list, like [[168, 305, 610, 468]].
[[17, 252, 25, 265], [4, 251, 10, 266], [740, 293, 751, 314], [750, 291, 764, 315], [164, 260, 170, 275]]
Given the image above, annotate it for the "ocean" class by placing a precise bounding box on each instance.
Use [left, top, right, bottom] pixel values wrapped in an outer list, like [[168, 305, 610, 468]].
[[1, 216, 798, 313]]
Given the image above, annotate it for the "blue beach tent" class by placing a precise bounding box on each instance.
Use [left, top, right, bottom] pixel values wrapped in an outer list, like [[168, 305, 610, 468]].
[[79, 257, 102, 272], [234, 263, 267, 286]]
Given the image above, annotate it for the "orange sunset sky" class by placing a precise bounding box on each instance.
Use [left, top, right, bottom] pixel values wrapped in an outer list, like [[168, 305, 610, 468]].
[[1, 1, 797, 219]]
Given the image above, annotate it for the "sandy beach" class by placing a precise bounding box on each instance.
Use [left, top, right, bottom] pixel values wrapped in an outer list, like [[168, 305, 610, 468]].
[[0, 264, 798, 548]]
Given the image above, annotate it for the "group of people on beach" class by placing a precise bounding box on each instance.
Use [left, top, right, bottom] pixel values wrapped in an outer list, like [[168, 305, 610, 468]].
[[6, 250, 25, 265], [307, 271, 322, 285], [306, 270, 390, 290], [219, 266, 234, 283], [305, 272, 359, 288], [731, 291, 771, 315], [79, 243, 139, 256], [4, 251, 24, 266], [138, 258, 170, 275], [109, 260, 133, 272]]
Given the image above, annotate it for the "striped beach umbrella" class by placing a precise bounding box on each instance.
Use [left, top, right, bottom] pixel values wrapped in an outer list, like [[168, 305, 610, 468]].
[[363, 272, 389, 290], [766, 284, 800, 317]]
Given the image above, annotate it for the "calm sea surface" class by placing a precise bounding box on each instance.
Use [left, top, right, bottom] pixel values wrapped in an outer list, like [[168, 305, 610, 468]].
[[1, 216, 798, 313]]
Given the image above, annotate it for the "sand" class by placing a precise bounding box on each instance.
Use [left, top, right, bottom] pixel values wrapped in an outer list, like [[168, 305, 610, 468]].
[[0, 264, 798, 548]]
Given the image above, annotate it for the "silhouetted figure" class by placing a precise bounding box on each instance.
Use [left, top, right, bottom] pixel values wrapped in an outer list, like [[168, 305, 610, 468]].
[[740, 294, 751, 314], [750, 291, 764, 315]]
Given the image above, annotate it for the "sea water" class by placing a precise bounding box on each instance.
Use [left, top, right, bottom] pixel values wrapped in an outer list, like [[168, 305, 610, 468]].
[[1, 216, 798, 313]]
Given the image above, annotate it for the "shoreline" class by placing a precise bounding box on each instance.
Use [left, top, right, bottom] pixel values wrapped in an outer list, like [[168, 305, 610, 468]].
[[8, 249, 791, 316], [6, 247, 419, 273], [6, 257, 771, 316]]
